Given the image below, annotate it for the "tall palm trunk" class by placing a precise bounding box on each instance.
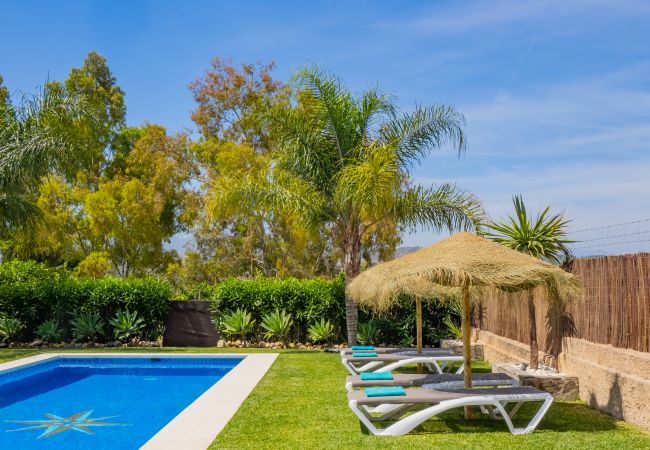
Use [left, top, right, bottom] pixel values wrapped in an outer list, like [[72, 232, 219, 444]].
[[343, 226, 362, 346], [527, 290, 539, 369]]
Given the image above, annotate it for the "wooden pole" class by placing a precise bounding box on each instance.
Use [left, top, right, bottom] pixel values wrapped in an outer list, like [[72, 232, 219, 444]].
[[462, 284, 474, 419], [416, 296, 423, 354], [416, 296, 423, 373]]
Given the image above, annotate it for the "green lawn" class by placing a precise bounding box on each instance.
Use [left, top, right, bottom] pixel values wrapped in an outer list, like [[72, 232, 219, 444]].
[[1, 348, 648, 449]]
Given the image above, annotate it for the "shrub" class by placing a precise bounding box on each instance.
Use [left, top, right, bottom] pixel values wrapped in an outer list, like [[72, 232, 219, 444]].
[[35, 319, 62, 342], [0, 261, 170, 341], [261, 309, 293, 343], [308, 318, 334, 344], [0, 317, 23, 343], [71, 313, 104, 342], [109, 310, 145, 342], [207, 275, 345, 342], [221, 308, 256, 345], [443, 316, 462, 339], [357, 321, 381, 345]]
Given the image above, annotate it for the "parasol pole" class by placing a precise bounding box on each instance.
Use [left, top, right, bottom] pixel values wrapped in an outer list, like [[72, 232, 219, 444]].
[[462, 283, 474, 418]]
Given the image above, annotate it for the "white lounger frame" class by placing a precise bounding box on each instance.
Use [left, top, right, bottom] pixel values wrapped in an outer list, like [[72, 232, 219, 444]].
[[349, 391, 553, 436], [341, 355, 465, 376]]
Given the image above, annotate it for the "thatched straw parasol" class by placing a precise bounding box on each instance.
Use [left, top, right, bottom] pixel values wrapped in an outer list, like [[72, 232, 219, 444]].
[[347, 232, 581, 392]]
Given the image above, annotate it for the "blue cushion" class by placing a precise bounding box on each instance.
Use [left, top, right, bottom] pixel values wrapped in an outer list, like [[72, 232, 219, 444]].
[[352, 345, 375, 350], [352, 352, 377, 357], [360, 372, 393, 381], [365, 386, 406, 397]]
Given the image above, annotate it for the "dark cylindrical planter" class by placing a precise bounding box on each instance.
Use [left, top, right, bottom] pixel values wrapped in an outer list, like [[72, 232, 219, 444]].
[[163, 300, 218, 347]]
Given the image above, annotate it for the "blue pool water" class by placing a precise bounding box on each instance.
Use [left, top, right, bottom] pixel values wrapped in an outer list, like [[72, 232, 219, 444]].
[[0, 356, 243, 449]]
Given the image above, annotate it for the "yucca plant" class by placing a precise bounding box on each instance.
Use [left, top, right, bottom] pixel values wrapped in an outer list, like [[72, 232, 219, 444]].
[[221, 308, 256, 346], [109, 310, 145, 342], [71, 313, 104, 342], [443, 316, 463, 339], [0, 317, 23, 343], [35, 319, 62, 342], [357, 321, 381, 345], [399, 335, 415, 347], [444, 297, 463, 339], [260, 309, 293, 344], [307, 318, 334, 344], [484, 194, 573, 369]]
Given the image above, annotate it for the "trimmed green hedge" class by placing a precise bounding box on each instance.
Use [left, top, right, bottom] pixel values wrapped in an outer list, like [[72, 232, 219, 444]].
[[0, 260, 458, 345], [0, 260, 170, 341]]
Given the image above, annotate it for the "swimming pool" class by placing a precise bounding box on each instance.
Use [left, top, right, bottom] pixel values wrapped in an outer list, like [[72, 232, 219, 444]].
[[0, 353, 277, 449]]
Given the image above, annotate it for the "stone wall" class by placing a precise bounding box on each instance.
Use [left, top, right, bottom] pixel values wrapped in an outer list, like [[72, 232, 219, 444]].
[[475, 329, 650, 431]]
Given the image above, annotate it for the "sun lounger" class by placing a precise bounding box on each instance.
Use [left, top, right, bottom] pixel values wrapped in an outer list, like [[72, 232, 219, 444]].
[[339, 346, 456, 355], [345, 372, 519, 392], [341, 352, 464, 375], [348, 386, 553, 436]]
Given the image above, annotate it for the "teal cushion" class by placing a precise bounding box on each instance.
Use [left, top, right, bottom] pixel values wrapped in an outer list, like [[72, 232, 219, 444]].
[[365, 386, 406, 397], [352, 345, 375, 350], [352, 352, 377, 357], [360, 372, 393, 381]]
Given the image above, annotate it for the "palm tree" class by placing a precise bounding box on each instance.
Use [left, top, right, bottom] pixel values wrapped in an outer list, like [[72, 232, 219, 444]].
[[0, 88, 91, 235], [261, 66, 484, 345], [484, 195, 573, 369]]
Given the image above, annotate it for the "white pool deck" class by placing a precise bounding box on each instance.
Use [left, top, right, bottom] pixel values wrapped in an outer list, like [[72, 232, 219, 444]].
[[0, 352, 279, 449]]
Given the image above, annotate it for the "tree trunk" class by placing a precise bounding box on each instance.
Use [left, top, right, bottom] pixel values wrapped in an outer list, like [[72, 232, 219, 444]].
[[528, 290, 539, 369], [343, 228, 362, 346]]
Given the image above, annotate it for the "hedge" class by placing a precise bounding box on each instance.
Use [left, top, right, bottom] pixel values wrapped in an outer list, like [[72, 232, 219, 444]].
[[181, 275, 457, 345], [0, 260, 170, 341], [0, 260, 458, 345]]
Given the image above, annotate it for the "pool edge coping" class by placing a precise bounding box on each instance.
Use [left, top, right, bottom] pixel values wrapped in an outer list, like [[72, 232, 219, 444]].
[[0, 352, 279, 449]]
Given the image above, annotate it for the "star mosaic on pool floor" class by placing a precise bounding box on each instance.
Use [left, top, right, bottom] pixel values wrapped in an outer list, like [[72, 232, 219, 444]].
[[6, 409, 128, 439]]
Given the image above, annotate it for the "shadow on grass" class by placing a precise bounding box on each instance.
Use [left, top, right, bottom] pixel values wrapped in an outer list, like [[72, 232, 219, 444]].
[[360, 401, 619, 436]]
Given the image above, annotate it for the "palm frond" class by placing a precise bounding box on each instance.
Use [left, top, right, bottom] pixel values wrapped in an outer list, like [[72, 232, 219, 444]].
[[394, 183, 484, 232], [380, 104, 467, 168]]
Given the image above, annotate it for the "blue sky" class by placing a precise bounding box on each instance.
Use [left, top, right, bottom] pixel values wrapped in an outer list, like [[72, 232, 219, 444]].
[[2, 0, 650, 256]]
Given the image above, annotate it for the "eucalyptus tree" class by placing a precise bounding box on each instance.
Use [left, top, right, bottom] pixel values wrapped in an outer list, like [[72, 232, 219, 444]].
[[0, 87, 92, 236], [261, 66, 484, 345], [484, 195, 573, 368]]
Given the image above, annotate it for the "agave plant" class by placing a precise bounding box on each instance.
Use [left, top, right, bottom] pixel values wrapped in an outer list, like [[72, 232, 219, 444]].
[[0, 317, 23, 343], [307, 318, 334, 344], [260, 309, 293, 343], [35, 319, 62, 342], [220, 308, 256, 346], [71, 313, 104, 342], [109, 309, 145, 342], [357, 321, 381, 345]]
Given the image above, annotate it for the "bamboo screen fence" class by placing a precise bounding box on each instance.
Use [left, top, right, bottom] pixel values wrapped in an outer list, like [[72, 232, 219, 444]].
[[473, 253, 650, 354]]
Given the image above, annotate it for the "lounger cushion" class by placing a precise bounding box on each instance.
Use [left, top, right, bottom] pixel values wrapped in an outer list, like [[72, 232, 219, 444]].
[[352, 352, 378, 357], [365, 386, 406, 397], [360, 372, 394, 381]]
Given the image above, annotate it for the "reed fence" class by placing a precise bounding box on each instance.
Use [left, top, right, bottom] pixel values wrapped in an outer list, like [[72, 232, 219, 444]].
[[473, 253, 650, 354]]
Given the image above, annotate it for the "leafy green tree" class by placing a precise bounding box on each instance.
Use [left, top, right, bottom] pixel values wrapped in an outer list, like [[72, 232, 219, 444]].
[[257, 66, 483, 345], [484, 195, 573, 369], [189, 60, 338, 280], [44, 51, 125, 181]]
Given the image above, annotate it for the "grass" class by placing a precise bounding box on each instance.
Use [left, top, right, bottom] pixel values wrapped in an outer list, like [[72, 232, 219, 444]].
[[1, 348, 649, 449]]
